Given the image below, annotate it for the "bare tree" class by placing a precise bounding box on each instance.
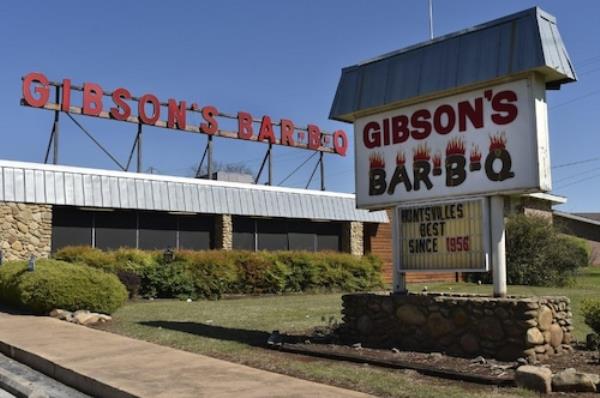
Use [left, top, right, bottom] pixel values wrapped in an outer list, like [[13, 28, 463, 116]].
[[190, 161, 254, 178]]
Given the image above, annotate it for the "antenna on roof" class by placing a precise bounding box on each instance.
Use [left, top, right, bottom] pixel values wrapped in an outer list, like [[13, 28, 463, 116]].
[[428, 0, 434, 40]]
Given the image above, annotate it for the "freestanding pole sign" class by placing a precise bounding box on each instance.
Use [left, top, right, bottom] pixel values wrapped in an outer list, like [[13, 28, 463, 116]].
[[329, 7, 577, 297]]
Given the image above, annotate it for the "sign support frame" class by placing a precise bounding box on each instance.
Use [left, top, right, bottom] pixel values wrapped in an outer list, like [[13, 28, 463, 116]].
[[490, 195, 507, 297]]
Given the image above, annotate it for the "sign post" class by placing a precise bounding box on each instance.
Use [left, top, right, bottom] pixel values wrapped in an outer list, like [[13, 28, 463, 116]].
[[490, 195, 507, 297]]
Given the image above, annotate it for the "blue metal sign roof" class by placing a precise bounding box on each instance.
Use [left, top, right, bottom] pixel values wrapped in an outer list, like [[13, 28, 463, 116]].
[[330, 7, 576, 122]]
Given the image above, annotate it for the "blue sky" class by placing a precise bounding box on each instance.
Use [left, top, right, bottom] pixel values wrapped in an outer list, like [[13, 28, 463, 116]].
[[2, 1, 599, 212]]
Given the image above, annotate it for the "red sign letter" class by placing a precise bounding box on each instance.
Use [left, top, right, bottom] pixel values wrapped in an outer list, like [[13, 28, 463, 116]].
[[83, 83, 103, 116], [280, 119, 295, 146], [237, 111, 254, 140], [200, 105, 219, 135], [22, 72, 50, 108], [61, 79, 72, 112], [333, 130, 348, 156], [307, 124, 321, 150], [110, 88, 132, 121], [138, 94, 161, 125], [167, 99, 187, 130], [257, 115, 276, 144]]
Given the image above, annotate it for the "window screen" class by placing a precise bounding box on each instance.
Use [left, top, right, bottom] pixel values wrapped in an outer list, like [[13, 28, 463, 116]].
[[288, 221, 316, 251], [138, 212, 177, 250], [232, 216, 255, 250], [317, 222, 341, 251], [51, 206, 93, 251], [179, 215, 213, 250], [94, 210, 137, 250], [257, 219, 288, 251]]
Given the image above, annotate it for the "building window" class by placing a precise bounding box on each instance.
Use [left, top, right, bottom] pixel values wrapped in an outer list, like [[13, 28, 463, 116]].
[[51, 207, 93, 251], [179, 214, 213, 250], [94, 210, 137, 250], [138, 211, 177, 250], [257, 219, 288, 251], [232, 216, 343, 252], [51, 206, 214, 252], [232, 216, 255, 250]]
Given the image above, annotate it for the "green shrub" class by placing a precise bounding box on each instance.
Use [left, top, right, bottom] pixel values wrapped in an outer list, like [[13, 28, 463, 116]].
[[473, 214, 588, 286], [0, 259, 127, 314], [581, 299, 600, 335], [175, 250, 240, 299], [140, 260, 195, 299], [54, 248, 384, 299], [54, 246, 115, 272]]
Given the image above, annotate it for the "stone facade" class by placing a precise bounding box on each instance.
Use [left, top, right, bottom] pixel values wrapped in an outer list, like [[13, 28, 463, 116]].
[[339, 293, 573, 362], [342, 222, 364, 256], [0, 202, 52, 261], [215, 214, 233, 250]]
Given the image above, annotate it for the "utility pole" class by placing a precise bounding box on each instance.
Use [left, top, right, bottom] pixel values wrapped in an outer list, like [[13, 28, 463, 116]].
[[428, 0, 434, 40]]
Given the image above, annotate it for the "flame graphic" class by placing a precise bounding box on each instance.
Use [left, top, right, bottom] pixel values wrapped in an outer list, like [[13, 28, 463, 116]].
[[396, 151, 406, 166], [432, 151, 442, 168], [470, 144, 482, 162], [489, 132, 507, 151], [413, 143, 431, 162], [445, 137, 466, 156], [369, 153, 385, 169]]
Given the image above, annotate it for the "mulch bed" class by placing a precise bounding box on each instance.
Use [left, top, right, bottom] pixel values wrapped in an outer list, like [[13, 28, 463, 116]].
[[273, 338, 600, 388]]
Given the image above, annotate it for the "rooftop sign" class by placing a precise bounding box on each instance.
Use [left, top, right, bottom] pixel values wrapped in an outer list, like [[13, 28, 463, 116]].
[[21, 72, 349, 156]]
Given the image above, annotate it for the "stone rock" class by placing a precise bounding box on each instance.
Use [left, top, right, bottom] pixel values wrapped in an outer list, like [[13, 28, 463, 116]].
[[562, 332, 572, 345], [356, 315, 373, 334], [396, 304, 426, 326], [526, 327, 544, 345], [515, 365, 552, 394], [451, 308, 469, 327], [549, 324, 564, 348], [552, 368, 599, 393], [73, 312, 100, 326], [11, 240, 22, 251], [478, 317, 504, 341], [427, 313, 453, 338], [460, 333, 480, 355], [537, 306, 553, 331], [470, 355, 486, 364], [96, 314, 112, 323], [542, 330, 551, 343], [49, 309, 72, 321]]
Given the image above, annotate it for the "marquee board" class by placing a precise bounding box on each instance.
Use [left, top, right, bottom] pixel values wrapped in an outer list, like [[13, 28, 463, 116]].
[[395, 198, 490, 273]]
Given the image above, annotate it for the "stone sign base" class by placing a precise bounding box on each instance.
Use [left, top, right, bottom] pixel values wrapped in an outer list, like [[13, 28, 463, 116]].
[[339, 293, 573, 362]]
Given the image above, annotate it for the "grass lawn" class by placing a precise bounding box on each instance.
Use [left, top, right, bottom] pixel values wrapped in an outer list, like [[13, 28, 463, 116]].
[[100, 267, 600, 398]]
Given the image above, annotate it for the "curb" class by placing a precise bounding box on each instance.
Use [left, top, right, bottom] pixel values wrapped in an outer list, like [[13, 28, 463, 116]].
[[273, 343, 516, 387], [0, 342, 136, 398]]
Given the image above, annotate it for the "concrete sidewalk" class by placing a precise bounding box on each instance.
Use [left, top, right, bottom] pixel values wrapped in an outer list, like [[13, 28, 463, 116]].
[[0, 312, 372, 398]]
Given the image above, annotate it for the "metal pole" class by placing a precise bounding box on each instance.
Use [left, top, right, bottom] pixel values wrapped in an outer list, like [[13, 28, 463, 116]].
[[319, 152, 325, 191], [428, 0, 434, 40], [267, 144, 273, 186], [392, 206, 407, 294], [137, 124, 143, 173], [52, 85, 61, 164], [207, 135, 213, 179], [490, 196, 507, 297]]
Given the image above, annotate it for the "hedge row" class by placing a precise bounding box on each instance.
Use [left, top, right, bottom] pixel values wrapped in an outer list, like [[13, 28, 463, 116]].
[[0, 259, 127, 314], [54, 247, 384, 299]]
